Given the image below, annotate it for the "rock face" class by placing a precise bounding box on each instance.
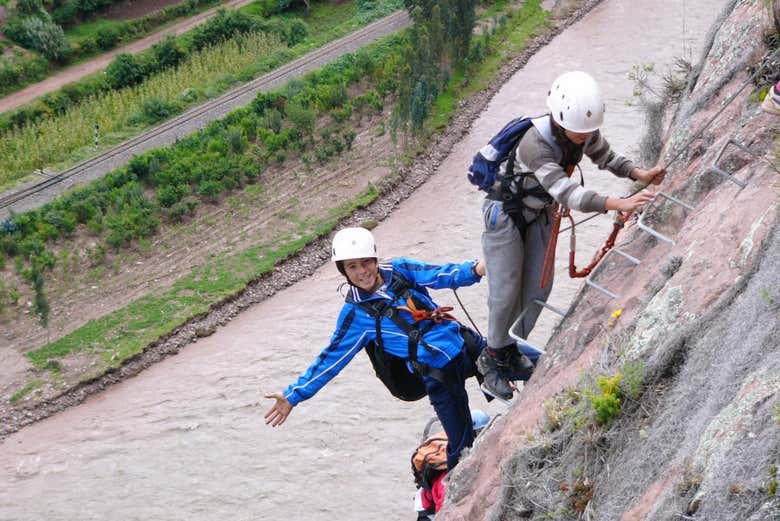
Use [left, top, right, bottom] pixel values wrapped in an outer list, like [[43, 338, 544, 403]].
[[440, 2, 780, 520]]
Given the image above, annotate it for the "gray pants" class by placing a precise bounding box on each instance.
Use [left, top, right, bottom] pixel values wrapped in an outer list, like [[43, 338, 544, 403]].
[[481, 199, 554, 348]]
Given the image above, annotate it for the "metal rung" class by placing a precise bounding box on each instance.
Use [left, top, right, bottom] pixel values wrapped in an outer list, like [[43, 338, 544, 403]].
[[706, 166, 747, 188], [508, 299, 568, 354], [705, 138, 753, 188], [584, 247, 641, 299], [637, 192, 695, 245]]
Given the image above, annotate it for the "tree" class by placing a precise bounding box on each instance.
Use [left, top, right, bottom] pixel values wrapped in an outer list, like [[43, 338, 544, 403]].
[[32, 268, 49, 329], [16, 0, 45, 16], [12, 15, 72, 62]]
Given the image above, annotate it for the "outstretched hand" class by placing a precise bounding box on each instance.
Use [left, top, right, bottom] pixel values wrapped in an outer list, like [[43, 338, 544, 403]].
[[264, 392, 293, 427]]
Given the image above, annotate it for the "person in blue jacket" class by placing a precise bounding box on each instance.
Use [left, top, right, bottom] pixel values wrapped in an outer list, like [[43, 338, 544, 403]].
[[264, 226, 487, 469]]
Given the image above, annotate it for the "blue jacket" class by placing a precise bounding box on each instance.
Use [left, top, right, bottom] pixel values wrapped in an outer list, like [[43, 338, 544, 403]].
[[283, 257, 481, 406]]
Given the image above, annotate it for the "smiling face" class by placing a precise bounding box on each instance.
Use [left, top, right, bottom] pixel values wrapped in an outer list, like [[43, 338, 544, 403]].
[[343, 257, 381, 292]]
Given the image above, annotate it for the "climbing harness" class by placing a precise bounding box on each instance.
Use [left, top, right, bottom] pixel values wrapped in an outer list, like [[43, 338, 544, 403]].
[[397, 297, 458, 325], [357, 271, 482, 415]]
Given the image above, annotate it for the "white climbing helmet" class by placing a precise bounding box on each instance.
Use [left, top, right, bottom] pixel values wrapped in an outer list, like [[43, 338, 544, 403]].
[[546, 71, 605, 133], [331, 227, 377, 262]]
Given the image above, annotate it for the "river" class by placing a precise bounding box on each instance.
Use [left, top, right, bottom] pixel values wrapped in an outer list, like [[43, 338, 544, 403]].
[[0, 1, 726, 519]]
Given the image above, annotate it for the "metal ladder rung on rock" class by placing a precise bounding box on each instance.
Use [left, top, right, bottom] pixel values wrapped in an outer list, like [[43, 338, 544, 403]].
[[508, 299, 568, 354], [637, 192, 695, 245], [584, 246, 642, 299], [705, 138, 753, 189]]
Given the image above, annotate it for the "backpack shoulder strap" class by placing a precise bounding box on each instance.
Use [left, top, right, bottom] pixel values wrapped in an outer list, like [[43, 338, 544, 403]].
[[355, 269, 420, 360], [530, 115, 561, 156]]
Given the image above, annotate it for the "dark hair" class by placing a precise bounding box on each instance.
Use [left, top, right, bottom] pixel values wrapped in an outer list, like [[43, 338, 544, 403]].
[[335, 260, 347, 277]]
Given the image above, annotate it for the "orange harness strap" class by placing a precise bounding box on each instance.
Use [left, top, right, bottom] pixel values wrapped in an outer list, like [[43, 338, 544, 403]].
[[568, 211, 631, 279], [540, 164, 576, 289], [540, 206, 565, 289], [539, 165, 632, 287], [397, 297, 458, 324]]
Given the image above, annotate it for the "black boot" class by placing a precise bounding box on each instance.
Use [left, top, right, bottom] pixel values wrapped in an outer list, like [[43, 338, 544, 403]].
[[501, 342, 535, 381], [476, 347, 514, 401]]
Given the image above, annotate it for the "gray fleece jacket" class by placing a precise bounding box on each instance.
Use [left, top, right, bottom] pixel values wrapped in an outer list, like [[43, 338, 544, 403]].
[[511, 115, 635, 214]]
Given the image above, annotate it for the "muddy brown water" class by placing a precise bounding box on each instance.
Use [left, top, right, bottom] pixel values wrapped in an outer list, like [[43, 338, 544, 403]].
[[0, 1, 725, 519]]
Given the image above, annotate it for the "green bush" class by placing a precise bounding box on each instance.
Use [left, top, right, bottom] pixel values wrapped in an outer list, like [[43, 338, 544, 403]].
[[0, 279, 20, 313], [43, 208, 77, 237], [314, 144, 330, 164], [226, 127, 247, 155], [52, 0, 117, 27], [140, 97, 181, 123], [164, 196, 199, 222], [285, 101, 315, 137], [178, 87, 201, 103], [356, 91, 383, 113], [16, 0, 45, 16], [105, 53, 145, 89], [105, 205, 159, 250], [261, 129, 292, 155], [71, 198, 99, 224], [0, 235, 21, 257], [331, 103, 353, 123], [1, 53, 50, 93], [281, 18, 308, 46], [95, 26, 121, 50], [6, 15, 72, 62], [152, 35, 186, 70], [197, 179, 225, 201], [343, 129, 356, 149], [317, 83, 348, 111], [190, 8, 257, 51], [75, 35, 99, 55], [156, 183, 188, 207], [264, 108, 284, 133]]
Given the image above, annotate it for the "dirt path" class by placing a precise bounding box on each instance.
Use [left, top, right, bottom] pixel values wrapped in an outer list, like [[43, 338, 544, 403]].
[[0, 0, 256, 114]]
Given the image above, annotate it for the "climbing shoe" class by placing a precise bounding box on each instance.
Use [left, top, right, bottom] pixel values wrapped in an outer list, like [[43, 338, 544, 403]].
[[503, 345, 535, 382], [476, 348, 514, 402]]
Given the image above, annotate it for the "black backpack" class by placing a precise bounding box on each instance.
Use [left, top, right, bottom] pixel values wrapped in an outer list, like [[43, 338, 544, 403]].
[[364, 341, 426, 401]]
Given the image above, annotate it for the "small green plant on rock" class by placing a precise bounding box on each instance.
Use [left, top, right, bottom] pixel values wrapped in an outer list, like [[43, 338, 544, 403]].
[[588, 373, 623, 427], [620, 360, 646, 401], [768, 465, 778, 497]]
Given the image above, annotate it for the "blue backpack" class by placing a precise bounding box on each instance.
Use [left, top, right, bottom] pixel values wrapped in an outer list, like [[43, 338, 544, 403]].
[[467, 116, 536, 192]]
